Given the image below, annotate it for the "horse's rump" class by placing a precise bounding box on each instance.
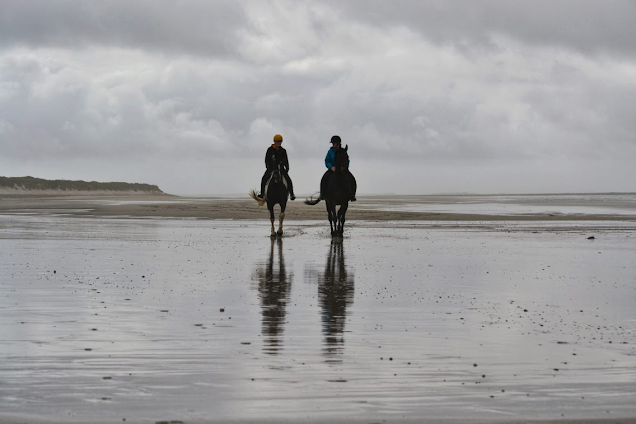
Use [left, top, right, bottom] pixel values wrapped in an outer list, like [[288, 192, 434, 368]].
[[326, 172, 351, 204]]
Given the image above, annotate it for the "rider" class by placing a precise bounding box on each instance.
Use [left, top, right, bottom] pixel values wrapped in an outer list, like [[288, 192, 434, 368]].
[[321, 135, 357, 201], [259, 134, 296, 201]]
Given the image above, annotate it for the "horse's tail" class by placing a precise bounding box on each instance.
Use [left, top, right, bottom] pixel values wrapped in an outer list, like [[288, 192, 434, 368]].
[[249, 189, 266, 207], [304, 195, 322, 206]]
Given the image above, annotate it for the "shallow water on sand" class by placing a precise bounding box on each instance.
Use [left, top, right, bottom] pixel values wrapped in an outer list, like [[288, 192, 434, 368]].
[[1, 216, 635, 423], [357, 193, 636, 216]]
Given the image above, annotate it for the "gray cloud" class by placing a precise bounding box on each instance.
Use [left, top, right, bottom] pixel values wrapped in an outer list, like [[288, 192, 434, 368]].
[[332, 0, 636, 57], [0, 1, 247, 58], [1, 1, 635, 195]]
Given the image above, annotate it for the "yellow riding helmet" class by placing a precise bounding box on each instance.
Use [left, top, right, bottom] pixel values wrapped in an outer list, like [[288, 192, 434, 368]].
[[273, 134, 283, 142]]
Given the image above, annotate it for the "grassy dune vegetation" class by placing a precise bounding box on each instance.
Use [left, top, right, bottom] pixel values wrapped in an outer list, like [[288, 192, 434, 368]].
[[0, 176, 163, 193]]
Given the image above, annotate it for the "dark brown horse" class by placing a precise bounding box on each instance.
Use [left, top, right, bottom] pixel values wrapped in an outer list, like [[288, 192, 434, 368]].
[[305, 146, 351, 237]]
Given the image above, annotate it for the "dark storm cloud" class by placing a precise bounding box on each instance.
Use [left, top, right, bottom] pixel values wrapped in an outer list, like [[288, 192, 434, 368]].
[[332, 0, 636, 57], [0, 1, 247, 57], [5, 1, 635, 58]]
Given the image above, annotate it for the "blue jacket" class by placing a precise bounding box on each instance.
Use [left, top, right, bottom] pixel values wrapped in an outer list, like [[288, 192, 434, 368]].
[[325, 147, 350, 169]]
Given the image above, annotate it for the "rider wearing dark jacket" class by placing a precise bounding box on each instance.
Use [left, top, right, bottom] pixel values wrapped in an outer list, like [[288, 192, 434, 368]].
[[321, 135, 356, 201], [259, 134, 295, 200]]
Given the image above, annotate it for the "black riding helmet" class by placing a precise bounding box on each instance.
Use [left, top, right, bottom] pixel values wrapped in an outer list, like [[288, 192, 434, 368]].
[[330, 135, 341, 144]]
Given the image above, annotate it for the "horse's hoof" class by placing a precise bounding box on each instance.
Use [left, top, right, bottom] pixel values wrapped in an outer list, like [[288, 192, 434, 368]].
[[270, 233, 277, 239], [276, 230, 283, 237]]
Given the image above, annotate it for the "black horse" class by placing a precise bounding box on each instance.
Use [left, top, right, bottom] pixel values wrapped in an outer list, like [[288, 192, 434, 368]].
[[250, 163, 289, 237], [305, 146, 351, 237]]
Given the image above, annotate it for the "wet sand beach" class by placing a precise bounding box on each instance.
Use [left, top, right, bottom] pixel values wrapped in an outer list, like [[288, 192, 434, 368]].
[[1, 192, 636, 221], [1, 194, 635, 423]]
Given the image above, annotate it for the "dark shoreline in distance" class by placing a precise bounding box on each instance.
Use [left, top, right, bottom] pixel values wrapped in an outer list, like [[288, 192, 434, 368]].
[[0, 176, 163, 194]]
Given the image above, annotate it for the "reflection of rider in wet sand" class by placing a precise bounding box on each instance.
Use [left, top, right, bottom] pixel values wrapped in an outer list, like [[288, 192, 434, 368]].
[[255, 238, 292, 355], [318, 240, 355, 359]]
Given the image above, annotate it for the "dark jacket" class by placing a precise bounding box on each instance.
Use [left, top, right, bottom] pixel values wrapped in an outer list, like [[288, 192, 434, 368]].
[[265, 145, 290, 172]]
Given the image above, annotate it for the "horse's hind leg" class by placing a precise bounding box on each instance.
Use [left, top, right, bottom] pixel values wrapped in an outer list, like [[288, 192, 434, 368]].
[[277, 212, 285, 237], [268, 204, 276, 237], [327, 202, 337, 237], [337, 203, 348, 237], [277, 203, 286, 237]]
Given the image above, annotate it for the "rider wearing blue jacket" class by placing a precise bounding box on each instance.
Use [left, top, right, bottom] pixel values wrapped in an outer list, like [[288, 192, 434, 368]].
[[325, 145, 348, 170], [320, 135, 357, 201]]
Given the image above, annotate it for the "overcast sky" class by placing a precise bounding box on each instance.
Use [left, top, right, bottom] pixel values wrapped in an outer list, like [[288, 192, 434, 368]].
[[1, 1, 635, 195]]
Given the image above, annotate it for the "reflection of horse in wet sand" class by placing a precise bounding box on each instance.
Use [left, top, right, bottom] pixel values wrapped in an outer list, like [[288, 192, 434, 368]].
[[254, 238, 292, 355], [305, 146, 351, 238], [317, 240, 355, 359], [250, 163, 289, 237]]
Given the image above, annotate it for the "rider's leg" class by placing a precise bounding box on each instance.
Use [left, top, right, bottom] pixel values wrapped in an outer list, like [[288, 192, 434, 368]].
[[348, 171, 357, 201], [284, 173, 295, 200], [259, 170, 269, 198]]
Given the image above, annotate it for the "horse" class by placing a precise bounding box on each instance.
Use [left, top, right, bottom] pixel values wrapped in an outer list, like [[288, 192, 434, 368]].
[[250, 163, 289, 237], [304, 145, 351, 237]]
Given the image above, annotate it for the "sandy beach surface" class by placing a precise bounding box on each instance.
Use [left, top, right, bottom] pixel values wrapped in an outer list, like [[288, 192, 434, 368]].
[[1, 194, 635, 423], [1, 192, 636, 221]]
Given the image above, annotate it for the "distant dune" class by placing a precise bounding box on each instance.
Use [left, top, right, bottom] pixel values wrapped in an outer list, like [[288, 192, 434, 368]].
[[0, 176, 164, 194]]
